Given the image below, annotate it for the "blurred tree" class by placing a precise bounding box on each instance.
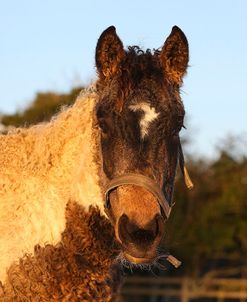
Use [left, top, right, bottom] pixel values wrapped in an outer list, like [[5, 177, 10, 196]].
[[1, 87, 83, 127], [166, 143, 247, 277]]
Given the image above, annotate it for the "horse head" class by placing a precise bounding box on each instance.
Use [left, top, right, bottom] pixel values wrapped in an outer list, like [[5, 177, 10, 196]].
[[95, 26, 189, 265]]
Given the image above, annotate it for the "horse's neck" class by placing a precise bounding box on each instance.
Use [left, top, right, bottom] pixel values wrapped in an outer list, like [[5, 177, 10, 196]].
[[1, 91, 106, 213], [0, 91, 107, 282], [0, 91, 104, 201], [47, 92, 105, 213]]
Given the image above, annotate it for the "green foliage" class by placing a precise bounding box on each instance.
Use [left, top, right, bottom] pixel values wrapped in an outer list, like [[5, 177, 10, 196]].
[[1, 87, 83, 127], [167, 150, 247, 275]]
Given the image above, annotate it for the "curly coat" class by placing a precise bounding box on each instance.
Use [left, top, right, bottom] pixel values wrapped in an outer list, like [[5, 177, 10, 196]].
[[0, 90, 105, 282], [0, 202, 122, 302]]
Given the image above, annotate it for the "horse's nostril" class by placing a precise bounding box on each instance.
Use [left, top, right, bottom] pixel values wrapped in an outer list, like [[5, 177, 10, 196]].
[[146, 214, 161, 236], [118, 214, 163, 247], [118, 214, 131, 243], [131, 229, 155, 245]]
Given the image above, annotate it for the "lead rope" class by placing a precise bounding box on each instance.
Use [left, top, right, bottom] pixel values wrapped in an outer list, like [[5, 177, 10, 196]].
[[178, 140, 194, 190], [164, 140, 194, 268]]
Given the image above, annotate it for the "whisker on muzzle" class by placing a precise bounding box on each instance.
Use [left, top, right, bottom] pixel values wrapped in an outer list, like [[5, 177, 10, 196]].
[[114, 250, 181, 273]]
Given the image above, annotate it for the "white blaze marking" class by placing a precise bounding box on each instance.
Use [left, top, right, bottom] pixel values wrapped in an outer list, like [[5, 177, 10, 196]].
[[129, 102, 159, 138]]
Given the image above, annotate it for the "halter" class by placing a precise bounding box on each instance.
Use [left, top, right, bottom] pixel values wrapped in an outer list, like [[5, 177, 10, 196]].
[[105, 173, 171, 220], [104, 141, 193, 220]]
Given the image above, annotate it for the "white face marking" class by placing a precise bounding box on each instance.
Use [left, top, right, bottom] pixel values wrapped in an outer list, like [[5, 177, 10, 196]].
[[129, 102, 160, 138]]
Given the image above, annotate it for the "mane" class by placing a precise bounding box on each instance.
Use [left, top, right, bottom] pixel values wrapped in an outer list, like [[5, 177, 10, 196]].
[[0, 88, 98, 175], [0, 88, 105, 281]]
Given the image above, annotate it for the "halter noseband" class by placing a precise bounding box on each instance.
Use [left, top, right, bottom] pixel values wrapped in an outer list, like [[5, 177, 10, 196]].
[[105, 173, 171, 220]]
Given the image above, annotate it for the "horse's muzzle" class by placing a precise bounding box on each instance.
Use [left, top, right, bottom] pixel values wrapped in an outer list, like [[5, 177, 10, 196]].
[[116, 213, 164, 264]]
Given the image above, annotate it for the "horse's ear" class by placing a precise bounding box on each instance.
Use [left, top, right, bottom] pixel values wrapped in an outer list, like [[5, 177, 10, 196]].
[[160, 26, 189, 86], [96, 26, 125, 80]]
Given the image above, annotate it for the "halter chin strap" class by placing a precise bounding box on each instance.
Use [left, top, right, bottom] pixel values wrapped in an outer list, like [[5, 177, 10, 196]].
[[105, 173, 172, 220]]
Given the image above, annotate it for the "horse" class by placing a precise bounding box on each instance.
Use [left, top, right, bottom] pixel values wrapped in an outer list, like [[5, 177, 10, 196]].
[[95, 25, 191, 263], [0, 25, 192, 300]]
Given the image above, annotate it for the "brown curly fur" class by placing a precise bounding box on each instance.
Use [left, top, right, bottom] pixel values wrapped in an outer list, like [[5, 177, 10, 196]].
[[0, 202, 122, 302]]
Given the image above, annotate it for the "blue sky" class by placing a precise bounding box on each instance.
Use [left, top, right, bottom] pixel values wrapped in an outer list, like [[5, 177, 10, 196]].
[[1, 1, 246, 157]]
